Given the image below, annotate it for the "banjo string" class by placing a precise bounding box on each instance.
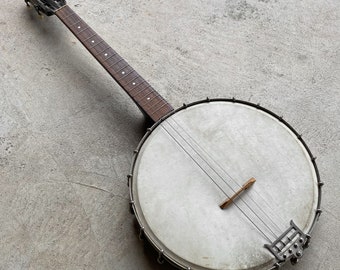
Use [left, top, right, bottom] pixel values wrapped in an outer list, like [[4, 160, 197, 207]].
[[166, 119, 284, 234], [161, 121, 280, 241], [164, 120, 281, 238], [161, 123, 274, 243], [169, 118, 286, 232]]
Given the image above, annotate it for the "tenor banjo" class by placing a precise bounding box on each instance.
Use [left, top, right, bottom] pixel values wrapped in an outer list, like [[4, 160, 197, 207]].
[[26, 1, 323, 269]]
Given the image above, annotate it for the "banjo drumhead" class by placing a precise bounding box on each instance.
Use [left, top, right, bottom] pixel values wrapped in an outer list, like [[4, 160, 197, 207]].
[[130, 100, 320, 270]]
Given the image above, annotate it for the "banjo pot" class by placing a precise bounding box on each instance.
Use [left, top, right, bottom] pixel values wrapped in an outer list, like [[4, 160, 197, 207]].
[[129, 99, 322, 270]]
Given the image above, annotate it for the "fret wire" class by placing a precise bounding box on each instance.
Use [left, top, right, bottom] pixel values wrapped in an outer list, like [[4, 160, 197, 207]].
[[89, 39, 104, 49], [56, 5, 174, 122], [130, 79, 148, 95], [103, 52, 118, 62], [155, 105, 172, 119], [136, 84, 153, 99], [135, 82, 152, 97], [91, 42, 110, 55], [108, 58, 124, 69], [113, 64, 130, 76], [123, 74, 140, 87], [133, 84, 151, 97], [140, 92, 160, 106], [62, 14, 79, 24], [120, 69, 135, 80], [153, 109, 163, 120], [66, 14, 81, 25], [60, 11, 75, 19], [141, 90, 160, 105], [139, 87, 157, 100], [105, 57, 122, 69], [83, 33, 97, 42], [131, 77, 146, 88], [127, 73, 143, 84], [93, 46, 112, 57], [149, 96, 164, 109], [77, 28, 95, 38], [69, 18, 82, 28], [150, 100, 168, 115], [76, 26, 90, 35], [57, 8, 66, 16], [124, 75, 142, 89], [109, 60, 128, 72]]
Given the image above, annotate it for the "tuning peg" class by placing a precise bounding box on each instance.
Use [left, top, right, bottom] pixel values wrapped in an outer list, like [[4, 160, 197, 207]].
[[33, 5, 44, 17]]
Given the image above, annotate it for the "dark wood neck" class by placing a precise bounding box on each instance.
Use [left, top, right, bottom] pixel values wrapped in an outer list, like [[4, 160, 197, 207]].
[[55, 5, 173, 122]]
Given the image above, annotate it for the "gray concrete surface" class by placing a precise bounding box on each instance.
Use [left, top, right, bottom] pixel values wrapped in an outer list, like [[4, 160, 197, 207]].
[[0, 0, 339, 269]]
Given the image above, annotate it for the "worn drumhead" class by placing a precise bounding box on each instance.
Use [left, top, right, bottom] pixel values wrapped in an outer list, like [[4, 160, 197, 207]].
[[130, 100, 319, 270]]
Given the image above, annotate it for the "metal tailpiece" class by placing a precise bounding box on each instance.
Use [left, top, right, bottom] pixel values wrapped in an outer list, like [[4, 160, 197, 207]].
[[265, 220, 310, 265]]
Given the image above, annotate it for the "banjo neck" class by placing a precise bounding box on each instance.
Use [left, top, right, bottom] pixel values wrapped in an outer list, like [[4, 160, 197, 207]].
[[55, 5, 174, 122]]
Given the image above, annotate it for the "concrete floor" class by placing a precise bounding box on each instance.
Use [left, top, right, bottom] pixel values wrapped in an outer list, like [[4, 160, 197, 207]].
[[0, 0, 339, 269]]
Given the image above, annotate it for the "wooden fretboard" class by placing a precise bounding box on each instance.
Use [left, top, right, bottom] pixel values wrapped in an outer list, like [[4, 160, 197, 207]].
[[56, 5, 173, 122]]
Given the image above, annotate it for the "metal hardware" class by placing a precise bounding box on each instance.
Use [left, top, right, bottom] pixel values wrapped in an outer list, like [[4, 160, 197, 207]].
[[316, 209, 323, 220], [157, 249, 165, 264], [269, 262, 282, 269], [139, 226, 145, 240], [24, 0, 67, 16], [127, 174, 132, 186], [129, 200, 135, 214], [264, 220, 309, 265]]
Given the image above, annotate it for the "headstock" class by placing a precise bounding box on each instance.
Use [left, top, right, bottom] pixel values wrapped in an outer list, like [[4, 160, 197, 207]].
[[25, 0, 67, 16]]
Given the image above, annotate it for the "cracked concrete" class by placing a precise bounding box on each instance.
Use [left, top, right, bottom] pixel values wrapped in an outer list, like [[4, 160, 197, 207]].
[[0, 0, 339, 269]]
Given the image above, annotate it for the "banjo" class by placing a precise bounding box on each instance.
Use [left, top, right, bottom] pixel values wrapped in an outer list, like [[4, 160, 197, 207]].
[[25, 1, 323, 269]]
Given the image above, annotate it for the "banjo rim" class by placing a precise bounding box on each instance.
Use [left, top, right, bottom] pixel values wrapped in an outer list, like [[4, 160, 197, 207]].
[[128, 98, 322, 270]]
